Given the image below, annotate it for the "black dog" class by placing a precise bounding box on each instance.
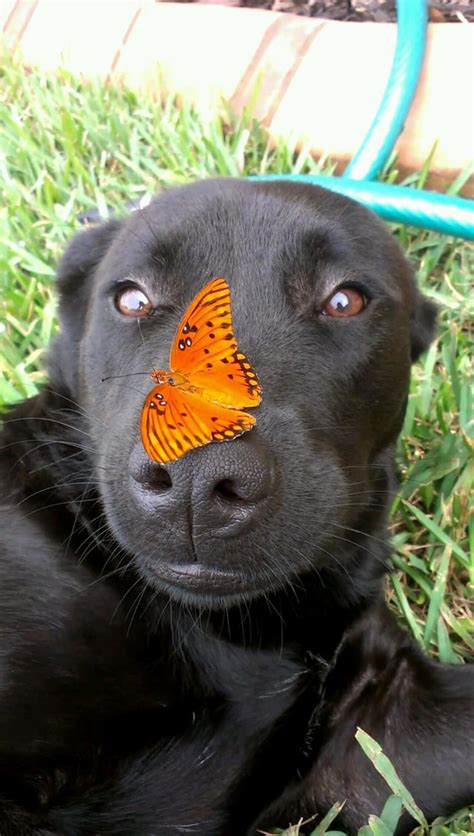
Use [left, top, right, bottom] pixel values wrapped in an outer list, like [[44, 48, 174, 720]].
[[1, 179, 472, 835]]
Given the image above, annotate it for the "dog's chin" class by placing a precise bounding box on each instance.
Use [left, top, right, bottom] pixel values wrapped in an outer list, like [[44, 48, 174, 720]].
[[134, 555, 281, 610], [103, 499, 288, 609]]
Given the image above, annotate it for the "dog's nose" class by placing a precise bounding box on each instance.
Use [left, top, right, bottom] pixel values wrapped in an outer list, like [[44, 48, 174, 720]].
[[131, 435, 274, 537], [189, 437, 273, 536]]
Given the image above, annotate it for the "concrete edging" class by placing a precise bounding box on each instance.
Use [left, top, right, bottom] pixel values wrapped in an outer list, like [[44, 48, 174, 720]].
[[2, 1, 473, 195]]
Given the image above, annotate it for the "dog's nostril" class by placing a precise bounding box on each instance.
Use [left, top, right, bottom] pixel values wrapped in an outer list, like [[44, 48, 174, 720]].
[[214, 479, 244, 505], [147, 467, 172, 493]]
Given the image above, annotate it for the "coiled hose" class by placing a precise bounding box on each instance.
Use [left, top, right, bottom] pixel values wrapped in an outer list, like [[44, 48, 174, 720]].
[[253, 0, 474, 240]]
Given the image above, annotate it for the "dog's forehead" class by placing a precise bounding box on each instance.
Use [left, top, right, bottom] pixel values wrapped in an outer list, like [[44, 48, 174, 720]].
[[108, 180, 409, 308]]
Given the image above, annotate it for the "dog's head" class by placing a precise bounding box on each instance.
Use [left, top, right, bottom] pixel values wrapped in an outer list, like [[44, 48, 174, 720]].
[[52, 179, 436, 607]]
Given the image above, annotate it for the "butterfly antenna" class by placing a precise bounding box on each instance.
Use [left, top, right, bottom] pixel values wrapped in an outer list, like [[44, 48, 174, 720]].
[[101, 372, 149, 382]]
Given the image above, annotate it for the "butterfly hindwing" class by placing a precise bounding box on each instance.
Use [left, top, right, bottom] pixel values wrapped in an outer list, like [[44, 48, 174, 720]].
[[170, 278, 262, 409], [141, 383, 256, 465]]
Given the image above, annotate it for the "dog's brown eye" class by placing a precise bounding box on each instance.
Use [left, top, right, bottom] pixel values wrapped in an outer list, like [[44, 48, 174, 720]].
[[322, 287, 367, 318], [116, 287, 153, 317]]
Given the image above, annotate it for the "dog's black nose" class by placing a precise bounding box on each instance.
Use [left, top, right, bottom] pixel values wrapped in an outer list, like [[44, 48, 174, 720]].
[[130, 434, 274, 539], [189, 437, 273, 537]]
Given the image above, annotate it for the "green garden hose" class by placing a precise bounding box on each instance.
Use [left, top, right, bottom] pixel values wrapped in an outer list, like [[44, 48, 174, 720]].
[[252, 174, 474, 240], [253, 0, 474, 241], [344, 0, 427, 181]]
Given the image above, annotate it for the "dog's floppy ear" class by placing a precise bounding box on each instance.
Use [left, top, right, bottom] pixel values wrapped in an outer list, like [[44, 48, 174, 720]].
[[410, 287, 438, 362], [56, 219, 123, 342], [49, 220, 123, 392]]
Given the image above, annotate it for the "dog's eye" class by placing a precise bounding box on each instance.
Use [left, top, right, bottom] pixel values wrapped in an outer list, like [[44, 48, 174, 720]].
[[115, 287, 153, 317], [322, 287, 367, 318]]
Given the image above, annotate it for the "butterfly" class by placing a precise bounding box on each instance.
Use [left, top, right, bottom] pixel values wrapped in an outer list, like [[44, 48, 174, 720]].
[[140, 278, 262, 464]]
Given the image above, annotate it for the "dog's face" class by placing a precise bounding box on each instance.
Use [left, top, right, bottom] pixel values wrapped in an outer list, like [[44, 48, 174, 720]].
[[54, 179, 436, 607]]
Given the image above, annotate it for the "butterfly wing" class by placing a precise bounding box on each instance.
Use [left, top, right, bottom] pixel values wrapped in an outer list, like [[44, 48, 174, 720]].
[[170, 277, 262, 409], [141, 383, 256, 464]]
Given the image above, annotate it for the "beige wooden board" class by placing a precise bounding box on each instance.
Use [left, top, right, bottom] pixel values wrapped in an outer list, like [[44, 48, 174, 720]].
[[2, 1, 473, 194]]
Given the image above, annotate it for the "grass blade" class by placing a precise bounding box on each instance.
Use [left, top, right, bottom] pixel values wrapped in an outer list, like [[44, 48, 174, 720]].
[[355, 729, 428, 828]]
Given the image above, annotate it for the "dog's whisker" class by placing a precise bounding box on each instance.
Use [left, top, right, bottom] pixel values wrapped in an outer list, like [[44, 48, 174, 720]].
[[15, 478, 106, 509], [62, 469, 101, 559], [75, 520, 112, 562], [44, 388, 111, 431], [125, 584, 150, 636], [110, 575, 145, 625], [3, 415, 95, 439], [100, 380, 150, 399]]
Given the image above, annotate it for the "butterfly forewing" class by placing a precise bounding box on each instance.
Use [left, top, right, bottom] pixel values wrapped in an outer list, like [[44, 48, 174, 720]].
[[141, 383, 256, 465], [169, 278, 262, 409], [140, 278, 261, 464]]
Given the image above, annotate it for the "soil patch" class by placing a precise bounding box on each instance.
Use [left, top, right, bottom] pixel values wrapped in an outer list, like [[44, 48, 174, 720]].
[[178, 0, 474, 23]]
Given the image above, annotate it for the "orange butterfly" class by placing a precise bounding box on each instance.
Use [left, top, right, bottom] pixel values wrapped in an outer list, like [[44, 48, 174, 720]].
[[140, 278, 262, 464]]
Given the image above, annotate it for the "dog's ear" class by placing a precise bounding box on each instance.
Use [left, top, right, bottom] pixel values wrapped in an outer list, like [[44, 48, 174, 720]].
[[410, 287, 438, 362], [56, 219, 122, 342], [49, 220, 123, 392]]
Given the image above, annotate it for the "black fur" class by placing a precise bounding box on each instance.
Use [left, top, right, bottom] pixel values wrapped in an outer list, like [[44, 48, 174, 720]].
[[0, 179, 472, 835]]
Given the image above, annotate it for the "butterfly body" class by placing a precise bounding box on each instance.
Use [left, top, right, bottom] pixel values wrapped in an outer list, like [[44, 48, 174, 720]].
[[140, 279, 262, 464], [150, 370, 192, 390]]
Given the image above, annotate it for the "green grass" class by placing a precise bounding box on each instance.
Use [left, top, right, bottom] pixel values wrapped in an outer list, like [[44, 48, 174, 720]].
[[1, 55, 472, 834]]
